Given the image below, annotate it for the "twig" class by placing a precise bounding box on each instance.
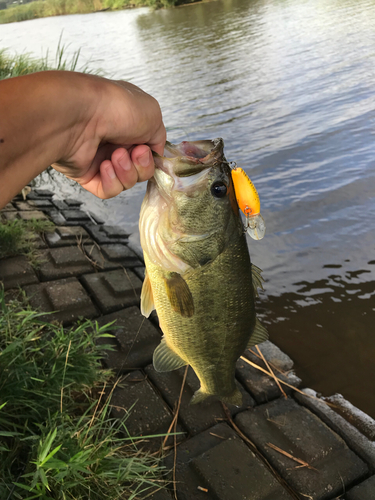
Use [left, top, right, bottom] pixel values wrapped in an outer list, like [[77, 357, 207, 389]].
[[255, 345, 287, 398], [266, 443, 318, 472]]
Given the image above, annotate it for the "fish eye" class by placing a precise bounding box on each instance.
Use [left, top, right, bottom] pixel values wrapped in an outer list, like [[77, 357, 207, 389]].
[[211, 181, 227, 198]]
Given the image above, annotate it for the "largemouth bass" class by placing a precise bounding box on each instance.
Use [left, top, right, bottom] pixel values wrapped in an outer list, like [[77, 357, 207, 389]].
[[139, 138, 267, 406]]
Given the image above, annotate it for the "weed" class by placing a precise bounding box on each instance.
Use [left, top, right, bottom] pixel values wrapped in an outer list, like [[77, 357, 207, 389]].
[[0, 289, 164, 499]]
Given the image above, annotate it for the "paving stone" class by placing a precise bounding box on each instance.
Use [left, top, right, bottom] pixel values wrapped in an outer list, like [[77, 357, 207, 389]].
[[144, 489, 172, 500], [96, 307, 161, 371], [14, 201, 37, 211], [236, 350, 301, 404], [64, 198, 82, 207], [44, 209, 67, 226], [2, 203, 16, 211], [33, 189, 54, 198], [192, 438, 294, 500], [345, 475, 375, 500], [323, 393, 375, 441], [36, 247, 94, 281], [110, 371, 182, 451], [295, 388, 375, 472], [28, 233, 48, 250], [81, 269, 142, 313], [164, 423, 293, 500], [133, 266, 146, 280], [145, 364, 254, 436], [235, 398, 368, 500], [45, 226, 91, 247], [24, 277, 98, 325], [61, 209, 91, 222], [1, 211, 18, 221], [0, 256, 39, 290], [27, 199, 53, 208], [84, 223, 129, 244], [18, 210, 49, 221], [246, 340, 294, 372], [87, 211, 105, 224], [83, 242, 142, 270], [52, 199, 69, 211]]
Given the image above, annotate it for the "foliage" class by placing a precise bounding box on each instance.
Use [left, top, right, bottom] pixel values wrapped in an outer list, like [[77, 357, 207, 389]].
[[0, 289, 164, 499], [0, 37, 92, 79], [0, 218, 54, 260], [0, 0, 184, 24]]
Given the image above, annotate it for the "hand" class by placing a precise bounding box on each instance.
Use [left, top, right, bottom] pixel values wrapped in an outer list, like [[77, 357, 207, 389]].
[[52, 79, 166, 199]]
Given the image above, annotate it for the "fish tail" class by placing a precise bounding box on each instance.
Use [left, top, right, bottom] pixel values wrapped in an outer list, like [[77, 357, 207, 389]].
[[190, 387, 243, 407], [190, 388, 209, 405], [220, 387, 243, 408]]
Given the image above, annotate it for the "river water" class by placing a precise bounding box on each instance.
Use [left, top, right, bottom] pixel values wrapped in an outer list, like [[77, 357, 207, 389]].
[[1, 0, 375, 416]]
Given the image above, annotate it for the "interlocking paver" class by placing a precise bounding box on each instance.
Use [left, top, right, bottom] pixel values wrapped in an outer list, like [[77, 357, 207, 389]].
[[45, 226, 91, 247], [345, 475, 375, 500], [84, 223, 129, 244], [164, 422, 293, 500], [96, 307, 161, 371], [145, 365, 254, 436], [0, 256, 39, 290], [24, 277, 98, 324], [235, 398, 368, 500], [61, 209, 91, 222], [110, 371, 181, 450], [18, 210, 49, 221], [81, 269, 142, 313], [36, 247, 94, 280], [295, 388, 375, 471], [83, 242, 142, 271], [236, 350, 301, 404], [64, 199, 82, 207]]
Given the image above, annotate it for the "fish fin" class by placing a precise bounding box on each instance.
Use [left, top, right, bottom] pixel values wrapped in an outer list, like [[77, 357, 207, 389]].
[[153, 338, 187, 372], [247, 318, 268, 347], [140, 271, 155, 318], [190, 388, 209, 405], [164, 272, 194, 318], [221, 387, 243, 407], [251, 263, 265, 297]]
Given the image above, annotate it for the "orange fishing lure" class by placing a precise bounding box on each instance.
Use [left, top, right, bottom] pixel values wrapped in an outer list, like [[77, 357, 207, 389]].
[[231, 167, 266, 240]]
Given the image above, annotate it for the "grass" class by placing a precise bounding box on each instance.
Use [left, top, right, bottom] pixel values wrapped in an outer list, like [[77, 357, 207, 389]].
[[0, 0, 187, 24], [0, 288, 164, 499], [0, 219, 55, 262], [0, 36, 93, 79]]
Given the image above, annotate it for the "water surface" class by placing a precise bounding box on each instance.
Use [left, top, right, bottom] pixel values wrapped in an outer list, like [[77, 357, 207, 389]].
[[1, 0, 375, 416]]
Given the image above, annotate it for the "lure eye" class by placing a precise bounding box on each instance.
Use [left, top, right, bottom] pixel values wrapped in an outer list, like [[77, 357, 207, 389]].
[[211, 181, 227, 198]]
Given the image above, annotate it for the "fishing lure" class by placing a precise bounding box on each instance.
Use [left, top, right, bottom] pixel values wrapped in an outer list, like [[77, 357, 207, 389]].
[[231, 166, 266, 240]]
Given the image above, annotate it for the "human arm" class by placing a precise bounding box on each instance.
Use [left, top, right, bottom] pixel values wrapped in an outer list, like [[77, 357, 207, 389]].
[[0, 71, 166, 208]]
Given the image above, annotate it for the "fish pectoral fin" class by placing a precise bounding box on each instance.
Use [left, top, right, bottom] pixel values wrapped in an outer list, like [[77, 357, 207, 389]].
[[153, 338, 187, 372], [164, 272, 194, 318], [247, 318, 268, 347], [140, 271, 155, 318]]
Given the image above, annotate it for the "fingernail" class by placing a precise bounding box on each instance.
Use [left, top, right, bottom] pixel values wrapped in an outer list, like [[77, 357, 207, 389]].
[[137, 150, 151, 168], [119, 153, 131, 171], [106, 163, 116, 179]]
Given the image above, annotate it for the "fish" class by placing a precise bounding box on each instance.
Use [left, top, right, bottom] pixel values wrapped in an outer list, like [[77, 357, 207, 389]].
[[139, 138, 268, 406]]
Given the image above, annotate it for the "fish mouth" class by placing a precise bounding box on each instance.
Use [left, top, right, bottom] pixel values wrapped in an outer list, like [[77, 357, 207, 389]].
[[153, 138, 225, 178]]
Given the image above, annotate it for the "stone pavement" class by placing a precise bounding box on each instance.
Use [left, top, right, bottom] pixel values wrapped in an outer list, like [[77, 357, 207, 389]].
[[1, 189, 375, 500]]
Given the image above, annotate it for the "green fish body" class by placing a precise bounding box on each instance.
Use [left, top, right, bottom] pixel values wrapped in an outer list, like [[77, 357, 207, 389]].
[[139, 138, 267, 406]]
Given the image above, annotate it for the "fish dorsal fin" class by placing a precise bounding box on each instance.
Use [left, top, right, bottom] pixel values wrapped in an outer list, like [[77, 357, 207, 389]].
[[164, 272, 195, 318], [251, 263, 265, 297], [140, 271, 155, 318], [247, 318, 268, 348], [153, 338, 187, 372]]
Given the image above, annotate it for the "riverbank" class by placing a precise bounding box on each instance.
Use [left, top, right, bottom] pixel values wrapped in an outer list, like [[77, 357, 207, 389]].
[[1, 189, 375, 499], [0, 0, 198, 24]]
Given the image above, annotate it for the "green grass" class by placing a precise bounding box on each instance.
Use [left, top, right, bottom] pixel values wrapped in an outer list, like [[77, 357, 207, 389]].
[[0, 289, 164, 499], [0, 36, 92, 79], [0, 0, 184, 24], [0, 219, 55, 261]]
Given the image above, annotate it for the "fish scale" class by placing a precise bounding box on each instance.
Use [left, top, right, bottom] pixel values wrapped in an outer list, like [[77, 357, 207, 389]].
[[139, 138, 267, 406]]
